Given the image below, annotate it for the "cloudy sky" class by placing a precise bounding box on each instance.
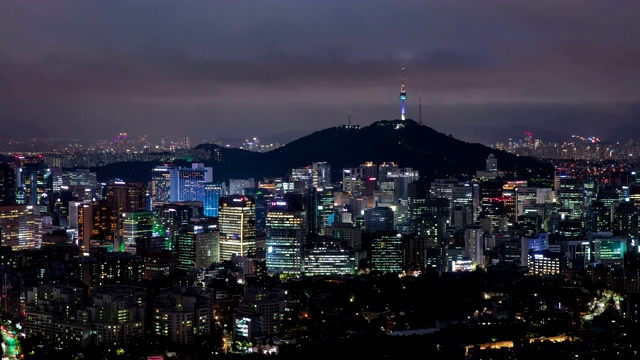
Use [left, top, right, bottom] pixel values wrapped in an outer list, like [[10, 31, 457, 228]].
[[2, 1, 640, 145]]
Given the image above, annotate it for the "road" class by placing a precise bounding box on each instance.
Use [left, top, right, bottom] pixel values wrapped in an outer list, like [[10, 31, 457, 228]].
[[0, 326, 19, 360]]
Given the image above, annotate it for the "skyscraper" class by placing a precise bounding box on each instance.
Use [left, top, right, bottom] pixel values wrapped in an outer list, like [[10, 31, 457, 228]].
[[121, 211, 154, 253], [370, 231, 403, 274], [0, 205, 37, 250], [203, 183, 222, 217], [153, 201, 203, 250], [105, 180, 148, 251], [17, 161, 53, 214], [170, 163, 212, 203], [175, 219, 219, 271], [219, 195, 256, 261], [265, 193, 306, 276], [364, 206, 395, 233], [150, 165, 173, 207]]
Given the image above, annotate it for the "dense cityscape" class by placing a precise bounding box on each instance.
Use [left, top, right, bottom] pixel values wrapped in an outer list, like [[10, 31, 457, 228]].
[[0, 116, 638, 359], [494, 132, 640, 163], [3, 2, 640, 359]]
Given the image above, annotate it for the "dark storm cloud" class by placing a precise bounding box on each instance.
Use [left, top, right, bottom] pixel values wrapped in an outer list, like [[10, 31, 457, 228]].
[[1, 0, 640, 143]]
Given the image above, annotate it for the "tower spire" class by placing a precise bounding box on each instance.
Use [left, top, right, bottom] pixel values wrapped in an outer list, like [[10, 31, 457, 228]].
[[399, 64, 407, 121], [348, 110, 351, 126]]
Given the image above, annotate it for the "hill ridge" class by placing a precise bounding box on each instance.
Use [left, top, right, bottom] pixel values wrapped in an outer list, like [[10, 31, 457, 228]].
[[98, 119, 555, 185]]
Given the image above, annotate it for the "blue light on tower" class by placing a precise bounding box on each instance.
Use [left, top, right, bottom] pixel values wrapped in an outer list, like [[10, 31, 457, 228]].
[[399, 64, 407, 120]]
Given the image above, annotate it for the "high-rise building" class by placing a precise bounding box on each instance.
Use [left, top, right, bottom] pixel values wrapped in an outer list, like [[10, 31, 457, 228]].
[[62, 169, 97, 188], [175, 219, 219, 271], [592, 236, 626, 265], [0, 205, 37, 250], [16, 161, 53, 214], [554, 170, 585, 221], [408, 180, 429, 222], [527, 250, 561, 276], [228, 178, 255, 196], [612, 199, 639, 246], [265, 193, 306, 276], [324, 222, 362, 251], [464, 224, 485, 268], [502, 182, 518, 224], [291, 167, 314, 192], [121, 211, 154, 253], [90, 200, 117, 251], [153, 201, 203, 250], [370, 231, 403, 273], [304, 187, 319, 234], [219, 195, 256, 261], [342, 162, 378, 198], [479, 180, 506, 229], [303, 239, 357, 276], [150, 165, 173, 207], [312, 162, 332, 190], [378, 163, 418, 202], [409, 236, 445, 273], [363, 206, 394, 233], [203, 183, 222, 217], [316, 187, 335, 234], [486, 154, 498, 172], [170, 163, 212, 203], [0, 163, 16, 206], [105, 180, 148, 250]]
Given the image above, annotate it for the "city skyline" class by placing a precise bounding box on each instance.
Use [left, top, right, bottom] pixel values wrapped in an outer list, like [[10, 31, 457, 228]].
[[2, 1, 640, 144]]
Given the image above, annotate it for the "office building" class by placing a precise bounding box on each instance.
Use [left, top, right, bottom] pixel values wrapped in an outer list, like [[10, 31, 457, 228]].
[[364, 206, 394, 233], [370, 231, 403, 274], [0, 205, 38, 250], [175, 219, 219, 271], [265, 193, 306, 276], [121, 211, 154, 253], [203, 183, 222, 217], [150, 165, 173, 207], [170, 163, 212, 203], [219, 195, 256, 261], [0, 163, 16, 205], [303, 239, 357, 276]]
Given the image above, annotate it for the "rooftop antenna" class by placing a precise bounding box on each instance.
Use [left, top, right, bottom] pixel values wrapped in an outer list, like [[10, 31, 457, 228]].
[[348, 110, 351, 126]]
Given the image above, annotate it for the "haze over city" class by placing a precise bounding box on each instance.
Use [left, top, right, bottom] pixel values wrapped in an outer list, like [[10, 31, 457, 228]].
[[2, 1, 640, 145]]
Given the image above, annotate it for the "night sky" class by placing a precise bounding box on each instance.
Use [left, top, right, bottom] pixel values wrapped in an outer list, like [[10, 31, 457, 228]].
[[2, 1, 640, 145]]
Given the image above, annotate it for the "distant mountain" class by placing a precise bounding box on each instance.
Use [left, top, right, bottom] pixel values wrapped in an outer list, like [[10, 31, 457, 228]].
[[197, 119, 555, 185], [96, 119, 554, 185]]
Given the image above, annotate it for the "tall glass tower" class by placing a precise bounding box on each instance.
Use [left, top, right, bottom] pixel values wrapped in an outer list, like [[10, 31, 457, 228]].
[[219, 195, 256, 261], [265, 193, 306, 276]]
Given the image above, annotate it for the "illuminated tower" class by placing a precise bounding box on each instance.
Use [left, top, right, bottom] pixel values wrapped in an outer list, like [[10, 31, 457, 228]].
[[399, 64, 407, 120]]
